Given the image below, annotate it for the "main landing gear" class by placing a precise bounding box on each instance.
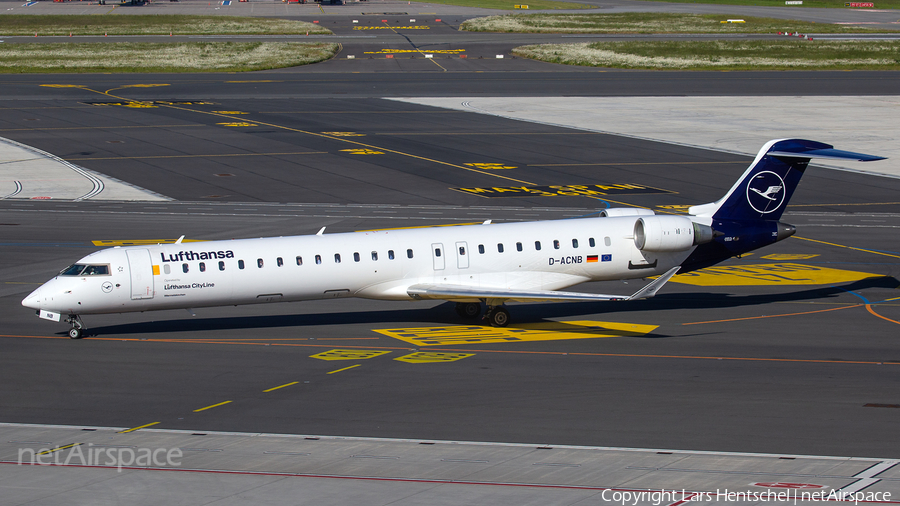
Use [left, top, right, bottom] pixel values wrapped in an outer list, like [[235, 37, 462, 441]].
[[454, 301, 510, 327], [65, 314, 84, 339], [483, 306, 510, 327]]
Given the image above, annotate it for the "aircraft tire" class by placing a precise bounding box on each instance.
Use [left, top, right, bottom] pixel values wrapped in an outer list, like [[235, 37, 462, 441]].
[[68, 327, 83, 339], [455, 302, 481, 319], [489, 307, 510, 327]]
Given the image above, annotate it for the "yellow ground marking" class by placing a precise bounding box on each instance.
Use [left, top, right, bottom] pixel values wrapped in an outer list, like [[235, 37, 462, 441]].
[[74, 151, 326, 161], [866, 304, 900, 325], [38, 443, 82, 455], [354, 26, 431, 30], [310, 349, 391, 361], [394, 352, 474, 363], [340, 148, 384, 155], [465, 163, 517, 170], [120, 102, 157, 109], [761, 254, 819, 260], [670, 263, 880, 286], [193, 400, 232, 412], [364, 49, 464, 54], [529, 161, 748, 167], [118, 422, 160, 434], [656, 205, 692, 211], [322, 131, 365, 136], [8, 333, 898, 366], [217, 122, 257, 127], [376, 321, 658, 347], [120, 84, 170, 88], [263, 381, 299, 392], [793, 236, 900, 260], [327, 364, 361, 374], [356, 222, 482, 232], [92, 239, 205, 247], [225, 80, 283, 83], [39, 85, 578, 187], [212, 111, 247, 114], [40, 84, 87, 88]]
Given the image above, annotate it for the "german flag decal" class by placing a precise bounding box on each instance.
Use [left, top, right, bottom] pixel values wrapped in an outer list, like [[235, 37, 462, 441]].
[[587, 255, 599, 263]]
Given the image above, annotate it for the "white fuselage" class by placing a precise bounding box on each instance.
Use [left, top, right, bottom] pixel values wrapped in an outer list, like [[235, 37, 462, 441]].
[[23, 216, 694, 316]]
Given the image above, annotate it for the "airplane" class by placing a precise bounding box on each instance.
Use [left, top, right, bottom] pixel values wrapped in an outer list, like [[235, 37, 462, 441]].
[[22, 139, 885, 339]]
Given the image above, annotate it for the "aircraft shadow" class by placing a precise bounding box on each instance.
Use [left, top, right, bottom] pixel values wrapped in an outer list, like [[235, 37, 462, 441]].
[[76, 276, 898, 338]]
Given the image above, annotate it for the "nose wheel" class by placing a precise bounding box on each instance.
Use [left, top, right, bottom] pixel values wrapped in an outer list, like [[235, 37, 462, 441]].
[[65, 315, 84, 339]]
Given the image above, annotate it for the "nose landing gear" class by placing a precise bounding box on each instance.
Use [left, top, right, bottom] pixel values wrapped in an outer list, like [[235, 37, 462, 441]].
[[65, 315, 84, 339]]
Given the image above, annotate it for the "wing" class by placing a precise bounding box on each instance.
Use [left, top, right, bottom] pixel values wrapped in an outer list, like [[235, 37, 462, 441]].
[[407, 267, 680, 303]]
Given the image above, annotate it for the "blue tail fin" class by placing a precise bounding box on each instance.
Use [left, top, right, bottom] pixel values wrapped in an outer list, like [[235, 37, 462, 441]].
[[689, 139, 885, 221]]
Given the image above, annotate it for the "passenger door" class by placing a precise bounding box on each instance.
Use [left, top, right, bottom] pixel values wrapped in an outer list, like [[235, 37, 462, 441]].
[[126, 249, 155, 300]]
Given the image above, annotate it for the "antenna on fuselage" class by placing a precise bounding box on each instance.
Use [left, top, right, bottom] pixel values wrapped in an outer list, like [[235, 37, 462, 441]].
[[175, 235, 185, 244], [316, 227, 326, 236], [482, 220, 491, 225]]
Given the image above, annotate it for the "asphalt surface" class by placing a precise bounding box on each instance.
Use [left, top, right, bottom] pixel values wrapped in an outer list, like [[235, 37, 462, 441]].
[[1, 1, 900, 461]]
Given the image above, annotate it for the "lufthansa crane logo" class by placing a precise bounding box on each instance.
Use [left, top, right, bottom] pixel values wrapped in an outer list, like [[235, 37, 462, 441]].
[[746, 171, 786, 214]]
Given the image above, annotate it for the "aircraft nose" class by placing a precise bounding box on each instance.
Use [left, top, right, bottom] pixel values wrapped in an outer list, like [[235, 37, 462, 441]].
[[22, 286, 42, 310]]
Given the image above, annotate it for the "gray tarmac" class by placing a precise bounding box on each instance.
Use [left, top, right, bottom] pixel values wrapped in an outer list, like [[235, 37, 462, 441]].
[[1, 2, 900, 504]]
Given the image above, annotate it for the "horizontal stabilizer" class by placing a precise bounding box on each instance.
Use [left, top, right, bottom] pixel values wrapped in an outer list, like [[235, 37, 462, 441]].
[[767, 148, 885, 162], [407, 267, 680, 303]]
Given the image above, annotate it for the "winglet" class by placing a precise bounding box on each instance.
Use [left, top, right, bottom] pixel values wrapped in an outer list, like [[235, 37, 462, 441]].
[[626, 267, 680, 300]]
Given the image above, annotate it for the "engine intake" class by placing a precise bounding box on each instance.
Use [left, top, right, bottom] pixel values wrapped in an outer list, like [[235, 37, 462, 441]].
[[634, 216, 714, 252]]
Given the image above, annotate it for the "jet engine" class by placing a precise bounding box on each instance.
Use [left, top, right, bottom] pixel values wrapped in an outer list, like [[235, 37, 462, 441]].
[[600, 208, 656, 217], [634, 216, 714, 252]]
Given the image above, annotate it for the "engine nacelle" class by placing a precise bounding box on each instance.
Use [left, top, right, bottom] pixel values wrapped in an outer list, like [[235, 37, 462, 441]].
[[634, 216, 713, 252], [600, 208, 656, 218]]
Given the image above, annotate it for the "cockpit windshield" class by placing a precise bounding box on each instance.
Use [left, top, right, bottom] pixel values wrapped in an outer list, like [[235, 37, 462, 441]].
[[59, 264, 110, 276]]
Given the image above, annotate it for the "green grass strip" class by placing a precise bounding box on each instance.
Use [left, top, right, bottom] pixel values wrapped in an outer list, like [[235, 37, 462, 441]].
[[513, 40, 900, 70], [462, 12, 899, 33], [0, 42, 339, 73], [409, 0, 593, 9], [0, 14, 331, 36], [641, 0, 900, 9]]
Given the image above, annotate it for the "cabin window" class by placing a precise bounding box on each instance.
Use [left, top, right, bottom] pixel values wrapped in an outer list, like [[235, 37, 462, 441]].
[[163, 264, 171, 275], [497, 243, 504, 253], [435, 248, 441, 257], [219, 261, 225, 271], [372, 251, 378, 261], [354, 252, 361, 262], [407, 249, 414, 259], [553, 240, 560, 250], [182, 263, 189, 273], [516, 242, 523, 252], [199, 262, 206, 272], [257, 258, 264, 268], [277, 257, 284, 267], [296, 256, 303, 266], [589, 237, 596, 247], [388, 250, 395, 260], [604, 236, 611, 247], [459, 246, 465, 255], [572, 239, 579, 248], [334, 254, 341, 263], [238, 260, 245, 270], [478, 244, 485, 254], [535, 241, 541, 251], [315, 255, 322, 265]]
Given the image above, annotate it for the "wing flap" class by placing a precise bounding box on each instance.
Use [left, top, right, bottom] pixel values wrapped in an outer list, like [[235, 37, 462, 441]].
[[407, 267, 680, 303]]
